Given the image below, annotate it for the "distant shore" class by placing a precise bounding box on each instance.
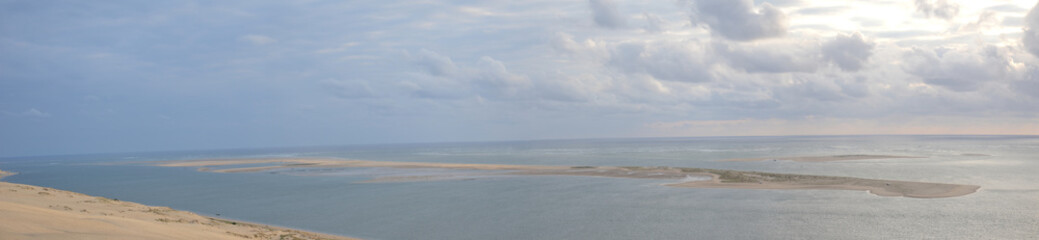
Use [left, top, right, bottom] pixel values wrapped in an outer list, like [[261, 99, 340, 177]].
[[0, 169, 358, 240], [157, 158, 980, 199], [722, 154, 925, 162]]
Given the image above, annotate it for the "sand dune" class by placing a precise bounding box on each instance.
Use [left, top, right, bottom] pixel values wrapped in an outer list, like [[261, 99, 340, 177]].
[[0, 172, 357, 240], [156, 158, 980, 199]]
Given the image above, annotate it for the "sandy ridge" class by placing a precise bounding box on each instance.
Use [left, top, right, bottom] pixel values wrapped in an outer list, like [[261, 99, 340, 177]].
[[0, 169, 358, 240], [722, 155, 926, 162], [157, 158, 980, 199]]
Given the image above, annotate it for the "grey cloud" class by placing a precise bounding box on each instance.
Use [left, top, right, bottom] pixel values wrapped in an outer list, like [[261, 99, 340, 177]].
[[821, 32, 875, 71], [904, 46, 1012, 92], [472, 56, 531, 99], [778, 76, 849, 102], [410, 49, 458, 76], [915, 0, 959, 20], [689, 0, 787, 41], [642, 13, 664, 33], [399, 76, 469, 100], [239, 34, 277, 45], [608, 41, 713, 82], [1023, 3, 1039, 57], [2, 108, 50, 118], [551, 32, 581, 53], [321, 79, 375, 99], [589, 0, 626, 29], [711, 41, 817, 73], [1015, 67, 1039, 98], [986, 4, 1027, 13]]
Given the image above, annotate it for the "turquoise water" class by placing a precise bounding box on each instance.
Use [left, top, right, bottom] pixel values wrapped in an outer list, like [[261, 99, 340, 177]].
[[2, 135, 1037, 239]]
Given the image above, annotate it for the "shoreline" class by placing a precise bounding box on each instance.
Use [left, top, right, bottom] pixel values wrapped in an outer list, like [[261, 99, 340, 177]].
[[0, 169, 358, 240], [721, 154, 926, 162], [156, 158, 980, 199]]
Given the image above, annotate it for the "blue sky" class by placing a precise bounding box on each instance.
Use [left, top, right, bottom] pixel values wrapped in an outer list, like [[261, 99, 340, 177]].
[[2, 0, 1038, 157]]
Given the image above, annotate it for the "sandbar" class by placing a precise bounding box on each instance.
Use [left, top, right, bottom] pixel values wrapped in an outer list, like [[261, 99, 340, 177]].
[[722, 154, 925, 162], [156, 158, 980, 199], [0, 170, 358, 240]]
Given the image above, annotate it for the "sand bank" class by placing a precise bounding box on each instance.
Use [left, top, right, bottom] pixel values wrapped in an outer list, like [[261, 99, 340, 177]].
[[722, 154, 925, 162], [157, 158, 979, 199], [0, 171, 357, 240]]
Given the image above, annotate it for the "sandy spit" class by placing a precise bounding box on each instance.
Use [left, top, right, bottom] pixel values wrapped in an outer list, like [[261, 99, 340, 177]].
[[156, 158, 980, 199], [722, 155, 926, 162]]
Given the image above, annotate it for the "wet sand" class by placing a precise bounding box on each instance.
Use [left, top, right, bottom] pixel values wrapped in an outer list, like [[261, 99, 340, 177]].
[[0, 170, 357, 240], [722, 155, 925, 162], [157, 158, 980, 199]]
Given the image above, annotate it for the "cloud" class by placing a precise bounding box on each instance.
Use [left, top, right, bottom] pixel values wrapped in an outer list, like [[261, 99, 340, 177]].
[[903, 46, 1014, 92], [551, 32, 583, 53], [689, 0, 787, 41], [608, 41, 714, 82], [321, 79, 375, 99], [472, 56, 531, 99], [589, 0, 626, 29], [959, 11, 999, 32], [239, 34, 277, 45], [711, 41, 817, 73], [642, 13, 664, 33], [794, 6, 849, 16], [3, 108, 50, 117], [1023, 3, 1039, 57], [1016, 67, 1039, 98], [820, 32, 875, 71], [410, 49, 459, 77], [315, 42, 360, 54], [915, 0, 959, 20], [986, 4, 1027, 13]]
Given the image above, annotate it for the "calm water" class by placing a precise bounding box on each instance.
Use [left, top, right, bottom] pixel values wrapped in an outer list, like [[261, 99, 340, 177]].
[[2, 135, 1037, 239]]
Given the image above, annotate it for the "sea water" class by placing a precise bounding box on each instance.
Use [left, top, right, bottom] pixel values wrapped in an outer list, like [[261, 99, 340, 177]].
[[1, 135, 1037, 239]]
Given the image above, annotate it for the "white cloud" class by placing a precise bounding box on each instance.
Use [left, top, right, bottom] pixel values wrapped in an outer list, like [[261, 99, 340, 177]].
[[689, 0, 788, 41]]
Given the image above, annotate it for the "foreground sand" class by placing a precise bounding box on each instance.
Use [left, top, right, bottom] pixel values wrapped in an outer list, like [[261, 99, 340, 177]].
[[157, 158, 980, 199], [0, 170, 357, 240]]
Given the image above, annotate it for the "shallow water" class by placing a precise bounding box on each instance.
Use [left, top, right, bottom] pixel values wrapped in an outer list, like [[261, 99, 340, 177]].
[[2, 135, 1037, 239]]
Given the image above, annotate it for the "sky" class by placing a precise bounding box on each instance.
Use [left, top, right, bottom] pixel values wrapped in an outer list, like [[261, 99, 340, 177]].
[[2, 0, 1039, 157]]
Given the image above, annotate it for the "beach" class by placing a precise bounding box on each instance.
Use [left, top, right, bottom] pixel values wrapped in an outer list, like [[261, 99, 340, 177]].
[[156, 158, 980, 199], [0, 170, 357, 240]]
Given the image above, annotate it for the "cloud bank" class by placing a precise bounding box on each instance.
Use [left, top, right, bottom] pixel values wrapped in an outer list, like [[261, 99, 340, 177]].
[[1, 0, 1037, 157]]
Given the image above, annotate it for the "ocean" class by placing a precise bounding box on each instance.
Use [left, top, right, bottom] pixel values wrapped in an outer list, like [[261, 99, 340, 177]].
[[1, 135, 1037, 239]]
